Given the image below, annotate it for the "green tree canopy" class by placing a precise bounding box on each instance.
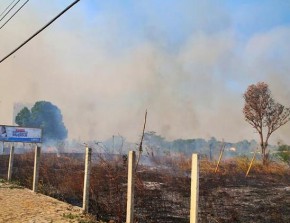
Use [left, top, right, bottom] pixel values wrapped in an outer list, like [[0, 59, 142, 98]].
[[15, 101, 68, 143], [15, 107, 31, 126]]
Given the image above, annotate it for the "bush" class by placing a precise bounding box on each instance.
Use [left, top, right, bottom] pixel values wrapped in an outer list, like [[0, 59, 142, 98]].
[[276, 144, 290, 167]]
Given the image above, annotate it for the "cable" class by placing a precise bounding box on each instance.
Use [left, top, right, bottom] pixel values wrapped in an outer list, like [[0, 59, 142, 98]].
[[0, 0, 17, 18], [0, 0, 80, 64], [0, 0, 29, 30], [0, 0, 21, 23]]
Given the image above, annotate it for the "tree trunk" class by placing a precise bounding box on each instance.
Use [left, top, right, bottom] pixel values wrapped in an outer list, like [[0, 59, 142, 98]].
[[259, 131, 269, 165], [209, 145, 212, 161], [262, 146, 266, 165], [261, 143, 269, 165]]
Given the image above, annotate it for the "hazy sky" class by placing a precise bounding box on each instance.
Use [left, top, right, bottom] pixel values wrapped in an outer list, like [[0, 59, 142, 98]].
[[0, 0, 290, 144]]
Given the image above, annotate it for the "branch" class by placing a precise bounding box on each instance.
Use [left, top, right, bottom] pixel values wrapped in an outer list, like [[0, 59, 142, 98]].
[[135, 110, 147, 172]]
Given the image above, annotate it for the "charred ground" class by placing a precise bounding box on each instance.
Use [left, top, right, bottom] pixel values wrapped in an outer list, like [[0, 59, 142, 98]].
[[0, 152, 289, 223]]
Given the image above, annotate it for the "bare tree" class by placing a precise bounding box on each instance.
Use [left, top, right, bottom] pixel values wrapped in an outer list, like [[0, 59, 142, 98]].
[[243, 82, 290, 165]]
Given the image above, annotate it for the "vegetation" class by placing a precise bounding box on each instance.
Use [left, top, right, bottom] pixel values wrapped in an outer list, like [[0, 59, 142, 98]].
[[15, 101, 68, 144], [276, 144, 290, 167], [0, 149, 289, 223], [62, 212, 96, 222], [142, 131, 258, 158], [243, 82, 290, 164]]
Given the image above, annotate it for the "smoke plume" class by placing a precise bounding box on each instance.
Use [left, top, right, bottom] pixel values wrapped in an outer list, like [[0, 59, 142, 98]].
[[0, 1, 289, 145]]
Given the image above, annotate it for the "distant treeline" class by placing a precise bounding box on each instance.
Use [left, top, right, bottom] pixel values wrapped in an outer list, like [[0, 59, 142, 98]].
[[1, 131, 277, 159], [74, 132, 275, 159]]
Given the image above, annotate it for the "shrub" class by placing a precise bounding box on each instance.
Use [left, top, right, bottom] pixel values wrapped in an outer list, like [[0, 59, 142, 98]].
[[276, 144, 290, 167]]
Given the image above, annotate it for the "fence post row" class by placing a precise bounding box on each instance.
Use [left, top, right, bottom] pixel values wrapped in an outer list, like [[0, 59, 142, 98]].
[[5, 145, 200, 221], [126, 151, 136, 223], [7, 144, 14, 181], [33, 145, 41, 192], [83, 147, 92, 213], [190, 153, 199, 223]]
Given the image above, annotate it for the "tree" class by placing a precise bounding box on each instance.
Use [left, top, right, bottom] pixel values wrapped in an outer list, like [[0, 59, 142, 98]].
[[143, 131, 166, 157], [15, 107, 31, 126], [208, 137, 217, 161], [243, 82, 290, 164], [15, 101, 68, 144]]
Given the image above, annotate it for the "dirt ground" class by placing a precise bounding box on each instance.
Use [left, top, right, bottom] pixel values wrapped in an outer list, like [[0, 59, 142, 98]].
[[0, 180, 96, 223]]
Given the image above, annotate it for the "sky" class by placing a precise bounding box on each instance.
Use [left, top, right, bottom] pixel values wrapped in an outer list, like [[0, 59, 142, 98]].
[[0, 0, 290, 144]]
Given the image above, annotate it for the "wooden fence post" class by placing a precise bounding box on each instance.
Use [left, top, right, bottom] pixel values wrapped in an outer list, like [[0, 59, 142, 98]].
[[215, 145, 225, 173], [33, 146, 41, 192], [83, 147, 92, 213], [246, 150, 257, 177], [7, 144, 14, 181], [126, 151, 136, 223], [190, 153, 199, 223]]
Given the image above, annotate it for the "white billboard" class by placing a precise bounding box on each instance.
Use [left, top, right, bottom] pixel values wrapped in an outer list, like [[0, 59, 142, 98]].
[[0, 125, 42, 143]]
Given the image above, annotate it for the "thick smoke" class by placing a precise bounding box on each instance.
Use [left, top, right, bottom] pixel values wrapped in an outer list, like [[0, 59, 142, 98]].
[[0, 1, 289, 144]]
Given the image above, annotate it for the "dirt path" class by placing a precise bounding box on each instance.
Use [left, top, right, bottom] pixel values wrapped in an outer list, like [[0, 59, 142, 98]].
[[0, 181, 96, 223]]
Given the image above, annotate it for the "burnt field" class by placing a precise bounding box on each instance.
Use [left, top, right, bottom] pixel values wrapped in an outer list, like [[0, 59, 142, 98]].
[[0, 152, 289, 223]]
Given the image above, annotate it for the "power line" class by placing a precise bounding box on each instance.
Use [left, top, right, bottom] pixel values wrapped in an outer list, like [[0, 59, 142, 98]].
[[0, 0, 21, 23], [0, 0, 80, 64], [0, 0, 17, 18], [0, 0, 29, 30]]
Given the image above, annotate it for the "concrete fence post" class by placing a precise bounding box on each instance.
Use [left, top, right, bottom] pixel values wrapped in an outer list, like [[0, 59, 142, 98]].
[[7, 144, 14, 181], [126, 151, 136, 223], [33, 146, 41, 192], [1, 141, 4, 154], [190, 153, 199, 223], [83, 147, 92, 213]]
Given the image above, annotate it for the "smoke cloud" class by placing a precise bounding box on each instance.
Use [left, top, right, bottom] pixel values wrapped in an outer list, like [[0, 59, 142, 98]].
[[0, 1, 289, 145]]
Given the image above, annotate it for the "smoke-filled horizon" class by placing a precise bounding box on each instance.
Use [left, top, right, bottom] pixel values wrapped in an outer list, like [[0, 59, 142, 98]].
[[0, 0, 290, 144]]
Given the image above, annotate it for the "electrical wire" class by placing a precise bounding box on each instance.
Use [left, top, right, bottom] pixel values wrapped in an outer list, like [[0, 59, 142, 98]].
[[0, 0, 17, 18], [0, 0, 21, 23], [0, 0, 29, 30], [0, 0, 80, 64]]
